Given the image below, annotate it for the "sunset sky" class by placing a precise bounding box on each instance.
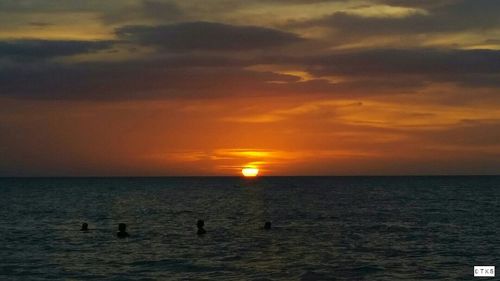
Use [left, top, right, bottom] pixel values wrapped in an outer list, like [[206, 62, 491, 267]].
[[1, 0, 500, 176]]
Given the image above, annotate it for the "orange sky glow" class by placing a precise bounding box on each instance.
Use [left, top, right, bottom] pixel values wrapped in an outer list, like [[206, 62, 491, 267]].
[[1, 0, 500, 176]]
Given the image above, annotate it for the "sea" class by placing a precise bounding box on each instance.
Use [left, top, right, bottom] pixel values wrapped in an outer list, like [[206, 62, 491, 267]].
[[0, 176, 498, 280]]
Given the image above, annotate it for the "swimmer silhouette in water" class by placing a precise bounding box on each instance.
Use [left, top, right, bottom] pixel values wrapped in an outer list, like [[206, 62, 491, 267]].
[[80, 223, 89, 232], [197, 219, 206, 235], [117, 223, 130, 238], [263, 221, 271, 230]]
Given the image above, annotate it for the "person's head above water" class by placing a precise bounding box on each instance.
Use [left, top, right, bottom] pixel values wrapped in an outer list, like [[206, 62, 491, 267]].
[[118, 223, 127, 232], [197, 220, 204, 229], [81, 223, 88, 231], [264, 221, 272, 230], [196, 219, 206, 235], [117, 223, 130, 238]]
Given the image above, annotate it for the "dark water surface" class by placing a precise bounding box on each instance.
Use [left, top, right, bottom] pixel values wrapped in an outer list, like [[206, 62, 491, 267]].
[[0, 176, 499, 280]]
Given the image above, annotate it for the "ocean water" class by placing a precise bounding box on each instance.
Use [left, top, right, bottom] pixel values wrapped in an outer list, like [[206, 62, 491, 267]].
[[0, 176, 499, 280]]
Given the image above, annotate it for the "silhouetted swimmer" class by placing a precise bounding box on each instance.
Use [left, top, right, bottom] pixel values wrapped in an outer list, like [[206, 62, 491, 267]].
[[264, 221, 272, 230], [117, 223, 130, 238], [197, 219, 206, 235], [80, 223, 89, 232]]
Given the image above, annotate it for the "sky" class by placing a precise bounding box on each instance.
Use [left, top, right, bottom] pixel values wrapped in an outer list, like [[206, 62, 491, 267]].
[[1, 0, 500, 176]]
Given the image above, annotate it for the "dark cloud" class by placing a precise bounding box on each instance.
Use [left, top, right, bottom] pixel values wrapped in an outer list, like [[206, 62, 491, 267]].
[[1, 47, 499, 100], [290, 0, 500, 38], [116, 21, 303, 51], [0, 40, 114, 60], [285, 48, 500, 90], [0, 47, 425, 100], [0, 59, 299, 100], [0, 58, 420, 100], [373, 0, 456, 8], [298, 48, 500, 77]]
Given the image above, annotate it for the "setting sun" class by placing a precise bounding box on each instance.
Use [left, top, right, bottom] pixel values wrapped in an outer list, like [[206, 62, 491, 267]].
[[242, 167, 259, 177]]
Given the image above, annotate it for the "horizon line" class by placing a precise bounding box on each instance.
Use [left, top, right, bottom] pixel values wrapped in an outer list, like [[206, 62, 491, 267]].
[[1, 174, 500, 179]]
